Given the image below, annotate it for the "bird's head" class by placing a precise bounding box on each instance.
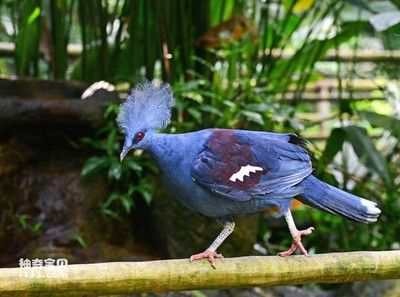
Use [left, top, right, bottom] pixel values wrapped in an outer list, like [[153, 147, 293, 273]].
[[117, 82, 174, 161]]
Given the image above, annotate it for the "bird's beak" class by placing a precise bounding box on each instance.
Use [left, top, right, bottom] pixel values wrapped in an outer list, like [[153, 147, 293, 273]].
[[120, 147, 129, 162]]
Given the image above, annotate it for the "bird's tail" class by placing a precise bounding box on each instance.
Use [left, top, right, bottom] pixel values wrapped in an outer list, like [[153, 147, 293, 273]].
[[298, 175, 381, 223]]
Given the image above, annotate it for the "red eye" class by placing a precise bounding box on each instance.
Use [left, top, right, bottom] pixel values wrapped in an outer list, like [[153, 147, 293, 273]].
[[135, 132, 144, 141]]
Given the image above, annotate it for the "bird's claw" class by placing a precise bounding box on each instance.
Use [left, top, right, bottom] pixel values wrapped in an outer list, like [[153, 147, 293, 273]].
[[189, 250, 224, 269], [299, 226, 314, 236], [278, 226, 314, 257]]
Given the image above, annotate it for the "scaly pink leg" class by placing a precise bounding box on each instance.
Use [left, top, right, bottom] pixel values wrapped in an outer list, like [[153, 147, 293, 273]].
[[189, 221, 235, 269], [190, 250, 224, 268], [278, 209, 314, 256], [278, 227, 314, 256]]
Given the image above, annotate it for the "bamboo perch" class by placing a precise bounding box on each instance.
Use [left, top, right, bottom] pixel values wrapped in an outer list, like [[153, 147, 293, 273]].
[[0, 251, 399, 296]]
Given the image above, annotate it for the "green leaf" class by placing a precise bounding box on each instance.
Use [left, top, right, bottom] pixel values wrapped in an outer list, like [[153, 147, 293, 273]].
[[27, 7, 40, 24], [31, 222, 43, 235], [14, 0, 41, 75], [360, 111, 400, 139], [342, 126, 393, 188], [69, 232, 87, 248], [81, 138, 107, 150], [240, 110, 265, 125], [269, 20, 366, 90], [103, 192, 120, 208], [191, 290, 208, 297], [139, 189, 152, 205], [200, 105, 223, 117], [188, 107, 202, 123], [108, 161, 123, 181], [120, 194, 134, 213], [106, 129, 117, 156], [100, 207, 121, 221], [318, 127, 346, 171], [124, 159, 143, 172], [105, 103, 119, 118], [209, 0, 235, 26], [17, 214, 30, 229], [81, 156, 108, 177]]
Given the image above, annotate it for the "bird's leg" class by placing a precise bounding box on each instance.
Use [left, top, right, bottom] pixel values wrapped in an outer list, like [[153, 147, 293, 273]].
[[278, 209, 314, 257], [189, 221, 235, 268]]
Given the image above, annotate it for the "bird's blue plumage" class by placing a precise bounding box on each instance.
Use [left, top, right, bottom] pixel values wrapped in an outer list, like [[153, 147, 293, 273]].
[[143, 129, 306, 218], [192, 129, 312, 204], [298, 175, 381, 223], [117, 82, 381, 259]]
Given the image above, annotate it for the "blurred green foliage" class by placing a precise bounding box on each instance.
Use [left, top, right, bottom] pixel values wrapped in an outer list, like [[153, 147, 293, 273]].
[[81, 103, 156, 220], [1, 0, 399, 254]]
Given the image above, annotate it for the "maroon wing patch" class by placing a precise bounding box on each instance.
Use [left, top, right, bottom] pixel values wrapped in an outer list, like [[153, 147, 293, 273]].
[[200, 129, 266, 190]]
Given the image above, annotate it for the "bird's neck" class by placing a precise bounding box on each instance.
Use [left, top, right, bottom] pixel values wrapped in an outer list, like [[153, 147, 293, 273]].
[[146, 131, 206, 168], [146, 133, 179, 164], [145, 130, 210, 170]]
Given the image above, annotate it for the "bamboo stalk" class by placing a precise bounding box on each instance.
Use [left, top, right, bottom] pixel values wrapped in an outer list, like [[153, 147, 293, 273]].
[[266, 49, 400, 62], [279, 92, 386, 102], [0, 251, 399, 296], [2, 42, 400, 63]]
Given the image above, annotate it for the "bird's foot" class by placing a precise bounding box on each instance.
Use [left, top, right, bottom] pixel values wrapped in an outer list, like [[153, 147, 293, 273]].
[[189, 250, 224, 269], [278, 227, 314, 257]]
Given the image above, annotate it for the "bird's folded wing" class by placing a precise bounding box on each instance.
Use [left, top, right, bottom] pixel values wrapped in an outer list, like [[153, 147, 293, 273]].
[[191, 130, 312, 201]]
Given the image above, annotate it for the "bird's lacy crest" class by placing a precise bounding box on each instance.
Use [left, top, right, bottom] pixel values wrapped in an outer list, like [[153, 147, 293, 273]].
[[116, 82, 174, 134]]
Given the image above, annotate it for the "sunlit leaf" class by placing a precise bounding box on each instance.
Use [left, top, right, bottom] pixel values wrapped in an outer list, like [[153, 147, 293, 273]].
[[14, 0, 41, 75], [108, 162, 122, 181], [344, 0, 373, 12], [369, 11, 400, 32], [27, 7, 40, 24], [200, 105, 223, 117], [240, 110, 265, 125], [342, 126, 393, 188], [360, 111, 400, 139], [293, 0, 315, 13]]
